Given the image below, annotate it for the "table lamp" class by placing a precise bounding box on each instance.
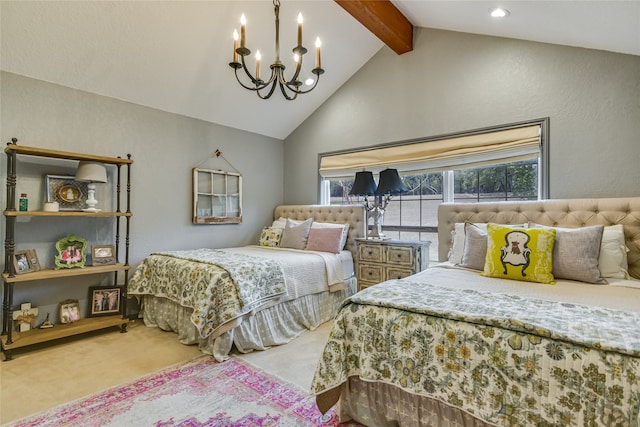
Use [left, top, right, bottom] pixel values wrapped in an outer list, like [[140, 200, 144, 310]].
[[75, 161, 108, 212]]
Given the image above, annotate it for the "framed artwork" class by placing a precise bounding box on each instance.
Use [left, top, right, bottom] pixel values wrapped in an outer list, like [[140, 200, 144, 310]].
[[46, 174, 89, 211], [88, 286, 122, 317], [91, 245, 116, 265], [55, 234, 87, 269], [12, 250, 35, 274], [59, 299, 80, 324]]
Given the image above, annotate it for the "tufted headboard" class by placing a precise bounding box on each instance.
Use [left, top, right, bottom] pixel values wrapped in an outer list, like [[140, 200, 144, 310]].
[[438, 197, 640, 280], [274, 205, 366, 258]]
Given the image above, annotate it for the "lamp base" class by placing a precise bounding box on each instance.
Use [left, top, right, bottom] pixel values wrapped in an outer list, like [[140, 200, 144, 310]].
[[368, 207, 387, 239], [83, 183, 102, 213]]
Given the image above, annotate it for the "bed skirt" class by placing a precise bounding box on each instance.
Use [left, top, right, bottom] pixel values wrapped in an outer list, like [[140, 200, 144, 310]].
[[335, 377, 493, 427], [138, 277, 357, 361]]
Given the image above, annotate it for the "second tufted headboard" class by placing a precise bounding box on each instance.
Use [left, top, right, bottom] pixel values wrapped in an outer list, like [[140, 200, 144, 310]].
[[438, 197, 640, 280], [274, 204, 366, 258]]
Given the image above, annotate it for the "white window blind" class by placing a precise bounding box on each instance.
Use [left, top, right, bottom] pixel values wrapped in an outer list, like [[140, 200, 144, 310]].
[[319, 124, 540, 178]]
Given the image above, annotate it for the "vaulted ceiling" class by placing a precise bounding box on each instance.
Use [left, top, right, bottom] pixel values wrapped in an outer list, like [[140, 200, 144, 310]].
[[2, 1, 638, 140]]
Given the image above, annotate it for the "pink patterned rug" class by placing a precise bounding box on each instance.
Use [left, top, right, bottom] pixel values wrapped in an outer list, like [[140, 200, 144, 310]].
[[7, 356, 357, 427]]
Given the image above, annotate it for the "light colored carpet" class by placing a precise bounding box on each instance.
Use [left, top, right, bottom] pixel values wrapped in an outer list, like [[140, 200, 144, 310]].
[[0, 319, 333, 424]]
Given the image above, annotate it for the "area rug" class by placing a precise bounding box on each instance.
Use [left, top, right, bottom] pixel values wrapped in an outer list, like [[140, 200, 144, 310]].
[[6, 355, 358, 427]]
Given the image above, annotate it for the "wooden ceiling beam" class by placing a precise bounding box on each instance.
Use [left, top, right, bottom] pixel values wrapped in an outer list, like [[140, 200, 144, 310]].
[[335, 0, 413, 55]]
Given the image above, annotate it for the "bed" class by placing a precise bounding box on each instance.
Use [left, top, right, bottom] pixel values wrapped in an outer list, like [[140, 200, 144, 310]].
[[311, 197, 640, 427], [128, 204, 365, 361]]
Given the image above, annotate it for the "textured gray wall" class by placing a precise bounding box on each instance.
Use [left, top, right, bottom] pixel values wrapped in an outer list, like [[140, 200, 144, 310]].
[[1, 71, 284, 321], [283, 27, 640, 203]]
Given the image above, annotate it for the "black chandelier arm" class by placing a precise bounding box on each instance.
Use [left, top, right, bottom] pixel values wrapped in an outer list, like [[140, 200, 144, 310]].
[[279, 82, 299, 101], [231, 56, 279, 92], [284, 74, 321, 95], [256, 80, 281, 100]]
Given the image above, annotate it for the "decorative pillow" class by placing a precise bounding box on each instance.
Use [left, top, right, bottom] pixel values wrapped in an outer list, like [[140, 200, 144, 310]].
[[305, 227, 344, 254], [271, 217, 287, 229], [311, 222, 349, 250], [528, 223, 605, 283], [459, 222, 528, 270], [258, 227, 283, 247], [483, 223, 556, 284], [599, 225, 630, 279], [460, 223, 488, 270], [280, 218, 313, 250], [450, 222, 528, 265]]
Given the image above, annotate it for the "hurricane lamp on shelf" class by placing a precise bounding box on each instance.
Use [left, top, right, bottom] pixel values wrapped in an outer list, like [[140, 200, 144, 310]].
[[350, 168, 407, 239], [75, 161, 107, 213], [229, 0, 324, 100]]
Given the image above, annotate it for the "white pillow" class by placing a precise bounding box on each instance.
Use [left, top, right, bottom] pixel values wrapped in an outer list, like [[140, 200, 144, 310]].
[[599, 225, 630, 279], [271, 217, 288, 229], [311, 222, 349, 250], [448, 222, 467, 264]]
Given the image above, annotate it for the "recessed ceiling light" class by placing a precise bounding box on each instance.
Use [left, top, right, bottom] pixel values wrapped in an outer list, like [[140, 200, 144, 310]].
[[489, 7, 509, 18]]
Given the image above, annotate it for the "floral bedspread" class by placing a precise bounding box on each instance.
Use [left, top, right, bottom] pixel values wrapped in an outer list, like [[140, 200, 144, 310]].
[[128, 248, 285, 339], [311, 280, 640, 426]]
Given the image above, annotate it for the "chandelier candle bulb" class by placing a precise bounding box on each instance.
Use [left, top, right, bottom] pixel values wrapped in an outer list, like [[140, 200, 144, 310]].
[[240, 14, 246, 48], [297, 13, 303, 46], [255, 50, 261, 80], [233, 29, 239, 62], [315, 38, 321, 69]]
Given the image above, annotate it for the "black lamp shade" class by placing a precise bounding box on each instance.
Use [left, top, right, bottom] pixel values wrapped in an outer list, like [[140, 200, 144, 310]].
[[375, 168, 407, 195], [350, 171, 377, 196]]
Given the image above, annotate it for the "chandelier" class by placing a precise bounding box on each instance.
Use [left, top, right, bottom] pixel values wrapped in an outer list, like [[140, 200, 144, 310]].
[[229, 0, 324, 100]]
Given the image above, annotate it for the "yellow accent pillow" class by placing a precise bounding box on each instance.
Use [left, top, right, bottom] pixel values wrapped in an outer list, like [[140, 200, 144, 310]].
[[483, 223, 556, 284]]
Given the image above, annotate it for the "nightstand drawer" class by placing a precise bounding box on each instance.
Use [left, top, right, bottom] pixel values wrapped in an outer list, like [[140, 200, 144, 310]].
[[386, 267, 414, 280], [358, 264, 383, 283], [385, 246, 414, 267], [359, 244, 384, 262]]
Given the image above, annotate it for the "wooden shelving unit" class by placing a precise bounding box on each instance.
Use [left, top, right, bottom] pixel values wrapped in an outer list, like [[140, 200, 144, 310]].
[[2, 139, 133, 360]]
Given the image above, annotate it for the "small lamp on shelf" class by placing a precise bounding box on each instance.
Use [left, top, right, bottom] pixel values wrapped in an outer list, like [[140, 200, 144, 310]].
[[75, 161, 107, 212]]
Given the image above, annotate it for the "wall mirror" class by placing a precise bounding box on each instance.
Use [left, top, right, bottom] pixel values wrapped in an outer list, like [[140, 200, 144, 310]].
[[192, 168, 242, 224]]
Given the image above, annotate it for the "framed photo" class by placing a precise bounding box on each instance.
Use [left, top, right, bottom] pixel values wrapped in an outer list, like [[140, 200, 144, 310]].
[[55, 234, 87, 269], [26, 249, 41, 271], [59, 299, 80, 324], [13, 250, 34, 274], [46, 174, 89, 211], [88, 286, 122, 317], [92, 245, 116, 265]]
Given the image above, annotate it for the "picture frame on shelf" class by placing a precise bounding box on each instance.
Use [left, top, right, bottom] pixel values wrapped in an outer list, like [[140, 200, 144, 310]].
[[26, 249, 41, 272], [91, 245, 116, 265], [45, 174, 89, 211], [88, 286, 122, 317], [55, 234, 87, 269], [59, 299, 80, 324], [12, 250, 38, 274]]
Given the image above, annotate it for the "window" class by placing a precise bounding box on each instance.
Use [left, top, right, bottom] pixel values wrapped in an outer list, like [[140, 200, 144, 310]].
[[319, 119, 548, 261]]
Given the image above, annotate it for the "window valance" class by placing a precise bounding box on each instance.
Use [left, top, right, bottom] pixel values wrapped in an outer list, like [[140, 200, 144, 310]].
[[319, 124, 540, 178]]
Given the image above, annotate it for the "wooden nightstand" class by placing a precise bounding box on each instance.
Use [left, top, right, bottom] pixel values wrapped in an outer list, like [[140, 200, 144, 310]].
[[356, 239, 430, 290]]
